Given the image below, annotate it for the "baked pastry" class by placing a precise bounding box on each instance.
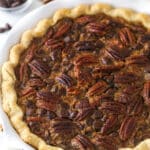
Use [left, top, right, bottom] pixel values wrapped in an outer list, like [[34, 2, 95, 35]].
[[1, 3, 150, 150]]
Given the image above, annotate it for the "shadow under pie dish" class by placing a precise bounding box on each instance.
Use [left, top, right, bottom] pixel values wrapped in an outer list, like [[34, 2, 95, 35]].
[[1, 3, 150, 150]]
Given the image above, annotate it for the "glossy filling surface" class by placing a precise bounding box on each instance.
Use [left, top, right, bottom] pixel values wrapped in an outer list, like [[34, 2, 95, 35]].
[[15, 13, 150, 150]]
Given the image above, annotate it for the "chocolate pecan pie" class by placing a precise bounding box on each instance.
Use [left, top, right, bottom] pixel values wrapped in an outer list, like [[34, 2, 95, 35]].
[[1, 3, 150, 150]]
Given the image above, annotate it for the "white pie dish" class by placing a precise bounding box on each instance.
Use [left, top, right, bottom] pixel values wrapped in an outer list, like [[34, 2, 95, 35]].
[[1, 0, 150, 150]]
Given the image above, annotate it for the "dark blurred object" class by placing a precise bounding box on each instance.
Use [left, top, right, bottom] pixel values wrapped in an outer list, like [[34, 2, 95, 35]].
[[0, 23, 12, 33], [41, 0, 53, 4], [0, 0, 26, 8]]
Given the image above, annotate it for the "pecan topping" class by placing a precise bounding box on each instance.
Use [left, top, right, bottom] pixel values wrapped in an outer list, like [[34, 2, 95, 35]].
[[46, 28, 54, 39], [101, 115, 118, 134], [26, 116, 44, 123], [142, 81, 150, 106], [87, 81, 108, 96], [106, 45, 130, 60], [77, 69, 92, 84], [19, 63, 29, 83], [44, 39, 65, 50], [36, 100, 57, 111], [139, 33, 150, 43], [50, 118, 78, 145], [118, 27, 135, 46], [86, 20, 111, 35], [74, 40, 103, 51], [127, 99, 144, 115], [19, 87, 36, 97], [94, 62, 124, 73], [25, 44, 36, 62], [26, 78, 45, 87], [74, 54, 98, 66], [100, 101, 126, 114], [36, 90, 60, 103], [71, 134, 94, 150], [75, 99, 94, 121], [75, 15, 95, 25], [75, 99, 90, 109], [119, 116, 136, 141], [114, 72, 139, 84], [75, 108, 94, 121], [56, 74, 73, 87], [93, 135, 117, 150], [53, 19, 72, 38], [67, 87, 80, 96], [126, 55, 150, 66], [114, 85, 141, 103], [29, 59, 50, 78]]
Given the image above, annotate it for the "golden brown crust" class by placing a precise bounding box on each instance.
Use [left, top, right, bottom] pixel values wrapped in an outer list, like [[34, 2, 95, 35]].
[[1, 3, 150, 150]]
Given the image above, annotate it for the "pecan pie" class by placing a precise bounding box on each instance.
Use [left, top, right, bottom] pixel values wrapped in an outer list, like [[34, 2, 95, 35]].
[[1, 3, 150, 150]]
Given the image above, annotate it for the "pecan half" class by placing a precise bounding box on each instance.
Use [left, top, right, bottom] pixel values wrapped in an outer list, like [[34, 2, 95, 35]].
[[75, 108, 94, 121], [19, 87, 36, 97], [114, 72, 139, 84], [77, 69, 92, 84], [19, 63, 29, 83], [46, 28, 54, 39], [50, 118, 78, 145], [75, 99, 94, 121], [67, 87, 80, 96], [86, 20, 111, 35], [75, 99, 90, 109], [44, 39, 65, 50], [29, 59, 50, 78], [74, 40, 103, 51], [101, 115, 118, 134], [87, 81, 108, 96], [94, 62, 124, 73], [114, 86, 141, 103], [139, 33, 150, 43], [142, 81, 150, 106], [106, 46, 130, 60], [93, 135, 117, 150], [118, 27, 135, 46], [126, 55, 150, 66], [25, 44, 36, 62], [54, 19, 72, 38], [75, 15, 95, 25], [71, 134, 94, 150], [127, 99, 144, 115], [36, 90, 60, 103], [36, 100, 57, 111], [26, 116, 44, 123], [74, 54, 98, 66], [26, 78, 45, 87], [56, 74, 73, 87], [119, 116, 136, 141], [100, 101, 126, 114]]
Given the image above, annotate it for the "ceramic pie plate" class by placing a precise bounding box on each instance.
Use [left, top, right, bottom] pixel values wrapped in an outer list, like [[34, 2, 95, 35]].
[[1, 0, 150, 150]]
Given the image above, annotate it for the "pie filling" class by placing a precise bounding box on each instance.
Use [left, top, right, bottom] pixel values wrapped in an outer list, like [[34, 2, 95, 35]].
[[15, 13, 150, 150]]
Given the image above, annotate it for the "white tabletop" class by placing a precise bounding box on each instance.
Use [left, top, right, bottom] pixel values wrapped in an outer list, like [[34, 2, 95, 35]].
[[0, 0, 43, 50]]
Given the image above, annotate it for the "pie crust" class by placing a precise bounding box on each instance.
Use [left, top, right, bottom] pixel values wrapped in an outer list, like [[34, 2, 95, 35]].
[[1, 3, 150, 150]]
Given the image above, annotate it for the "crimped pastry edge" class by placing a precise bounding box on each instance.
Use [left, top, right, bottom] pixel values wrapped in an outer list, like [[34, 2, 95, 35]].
[[1, 3, 150, 150]]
